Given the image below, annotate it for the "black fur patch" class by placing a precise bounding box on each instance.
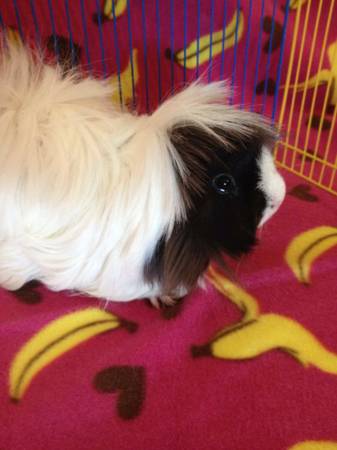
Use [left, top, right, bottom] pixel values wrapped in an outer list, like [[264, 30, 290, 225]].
[[144, 124, 274, 296]]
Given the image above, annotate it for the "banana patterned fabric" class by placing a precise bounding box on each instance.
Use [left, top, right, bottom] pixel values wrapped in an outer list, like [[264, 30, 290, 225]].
[[1, 1, 337, 449]]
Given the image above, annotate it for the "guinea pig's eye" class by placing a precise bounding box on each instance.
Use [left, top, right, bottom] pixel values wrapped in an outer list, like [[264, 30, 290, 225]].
[[212, 173, 238, 197]]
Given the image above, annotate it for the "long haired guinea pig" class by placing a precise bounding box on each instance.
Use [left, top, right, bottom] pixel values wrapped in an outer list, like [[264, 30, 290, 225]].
[[0, 43, 285, 305]]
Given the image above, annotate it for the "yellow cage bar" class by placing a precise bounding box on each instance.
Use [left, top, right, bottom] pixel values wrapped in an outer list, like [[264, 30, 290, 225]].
[[275, 0, 337, 196]]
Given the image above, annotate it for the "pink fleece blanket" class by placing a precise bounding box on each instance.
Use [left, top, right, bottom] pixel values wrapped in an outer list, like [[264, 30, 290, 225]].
[[1, 1, 337, 449]]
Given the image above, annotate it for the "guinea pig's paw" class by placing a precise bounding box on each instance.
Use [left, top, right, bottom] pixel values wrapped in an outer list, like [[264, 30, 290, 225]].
[[148, 295, 176, 309]]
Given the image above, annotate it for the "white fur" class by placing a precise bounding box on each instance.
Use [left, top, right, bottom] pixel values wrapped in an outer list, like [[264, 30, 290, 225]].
[[0, 43, 284, 301], [258, 147, 286, 226]]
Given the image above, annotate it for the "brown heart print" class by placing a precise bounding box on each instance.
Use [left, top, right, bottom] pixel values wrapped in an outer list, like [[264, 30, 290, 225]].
[[161, 300, 185, 320], [12, 280, 42, 305], [306, 115, 331, 130], [145, 297, 185, 320], [92, 12, 110, 24], [46, 35, 82, 72], [255, 78, 276, 96], [297, 148, 314, 162], [263, 17, 283, 52], [288, 184, 319, 202], [94, 366, 145, 420]]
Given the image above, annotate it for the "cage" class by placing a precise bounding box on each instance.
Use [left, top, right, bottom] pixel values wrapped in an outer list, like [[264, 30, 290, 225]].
[[276, 0, 337, 196], [0, 0, 336, 196]]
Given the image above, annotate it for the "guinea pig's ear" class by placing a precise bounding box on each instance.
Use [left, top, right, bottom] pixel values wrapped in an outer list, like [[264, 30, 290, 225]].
[[167, 124, 217, 208]]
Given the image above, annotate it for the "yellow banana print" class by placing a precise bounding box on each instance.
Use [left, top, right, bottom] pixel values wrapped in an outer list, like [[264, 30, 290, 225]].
[[198, 267, 337, 375], [207, 266, 260, 321], [9, 308, 137, 401], [284, 40, 337, 105], [173, 10, 244, 69], [289, 442, 337, 450], [193, 313, 337, 374], [285, 226, 337, 284], [289, 0, 309, 9], [111, 49, 139, 106], [103, 0, 127, 19]]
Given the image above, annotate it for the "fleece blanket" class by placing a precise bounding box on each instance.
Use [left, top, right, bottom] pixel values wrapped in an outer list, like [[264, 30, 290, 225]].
[[1, 1, 337, 449]]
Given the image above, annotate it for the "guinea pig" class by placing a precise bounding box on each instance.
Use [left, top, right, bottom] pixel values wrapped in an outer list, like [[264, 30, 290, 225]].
[[0, 42, 285, 305]]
